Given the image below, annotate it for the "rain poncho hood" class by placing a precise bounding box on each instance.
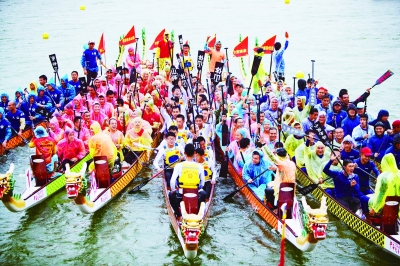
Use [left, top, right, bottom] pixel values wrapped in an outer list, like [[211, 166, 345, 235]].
[[0, 107, 5, 120], [34, 126, 49, 138], [28, 81, 38, 95]]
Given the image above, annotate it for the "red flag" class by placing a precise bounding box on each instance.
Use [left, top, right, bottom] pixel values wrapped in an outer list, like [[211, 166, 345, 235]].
[[232, 36, 249, 57], [254, 35, 276, 54], [208, 35, 216, 48], [149, 29, 165, 50], [98, 33, 105, 54], [119, 26, 136, 46]]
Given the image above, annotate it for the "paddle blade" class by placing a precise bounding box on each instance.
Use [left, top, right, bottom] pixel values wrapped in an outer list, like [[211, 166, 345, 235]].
[[298, 183, 319, 195], [251, 55, 262, 76], [219, 153, 229, 178], [221, 124, 229, 146], [373, 70, 394, 87], [128, 178, 151, 194], [223, 190, 239, 201]]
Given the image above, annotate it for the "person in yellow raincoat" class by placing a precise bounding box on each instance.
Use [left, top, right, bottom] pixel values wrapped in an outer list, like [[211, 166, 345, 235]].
[[88, 121, 118, 172], [366, 153, 400, 216], [249, 48, 268, 95], [293, 96, 311, 123], [28, 80, 38, 95], [124, 117, 153, 155], [304, 140, 330, 183], [284, 122, 304, 158]]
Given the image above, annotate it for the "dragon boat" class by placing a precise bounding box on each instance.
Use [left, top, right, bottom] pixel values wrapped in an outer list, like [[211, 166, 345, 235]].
[[162, 161, 216, 259], [0, 153, 90, 212], [65, 131, 162, 214], [227, 161, 329, 252], [296, 167, 400, 259], [0, 121, 46, 156]]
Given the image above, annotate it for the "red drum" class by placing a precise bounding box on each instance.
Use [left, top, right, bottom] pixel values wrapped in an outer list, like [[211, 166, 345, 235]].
[[183, 192, 198, 215], [278, 183, 295, 219], [31, 155, 47, 186], [382, 200, 399, 235], [94, 156, 110, 188]]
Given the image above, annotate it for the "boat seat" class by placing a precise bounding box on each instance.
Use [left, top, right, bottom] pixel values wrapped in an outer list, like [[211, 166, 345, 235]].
[[381, 196, 400, 235], [277, 182, 295, 219], [94, 156, 110, 188], [31, 155, 47, 186]]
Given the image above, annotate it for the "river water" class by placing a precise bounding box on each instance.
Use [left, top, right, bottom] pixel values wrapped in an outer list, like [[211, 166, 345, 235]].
[[1, 0, 399, 265]]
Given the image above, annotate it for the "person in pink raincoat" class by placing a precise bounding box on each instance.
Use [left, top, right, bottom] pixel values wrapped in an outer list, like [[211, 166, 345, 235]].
[[93, 78, 106, 95], [52, 109, 74, 130], [67, 94, 88, 113], [62, 104, 75, 123], [73, 116, 90, 151], [57, 127, 86, 171], [100, 76, 115, 95], [91, 101, 108, 129], [98, 93, 114, 119], [126, 47, 142, 74], [49, 116, 64, 143], [106, 66, 116, 87]]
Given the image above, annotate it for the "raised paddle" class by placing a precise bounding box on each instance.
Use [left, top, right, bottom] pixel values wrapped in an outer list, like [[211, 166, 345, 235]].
[[246, 54, 262, 96], [223, 167, 270, 201], [366, 70, 394, 113], [128, 161, 178, 194]]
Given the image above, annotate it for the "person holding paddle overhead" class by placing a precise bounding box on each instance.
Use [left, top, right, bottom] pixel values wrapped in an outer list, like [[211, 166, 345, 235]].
[[273, 32, 289, 82], [204, 37, 225, 73]]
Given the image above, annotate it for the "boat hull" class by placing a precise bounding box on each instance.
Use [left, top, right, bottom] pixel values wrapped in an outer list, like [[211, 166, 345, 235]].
[[296, 167, 400, 259], [73, 132, 162, 214]]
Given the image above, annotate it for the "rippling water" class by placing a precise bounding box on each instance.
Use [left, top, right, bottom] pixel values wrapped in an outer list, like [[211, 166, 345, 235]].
[[1, 0, 400, 265]]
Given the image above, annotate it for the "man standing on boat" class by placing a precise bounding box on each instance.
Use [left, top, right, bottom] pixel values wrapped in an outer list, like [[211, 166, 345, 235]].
[[323, 156, 364, 213], [157, 31, 173, 71], [273, 32, 289, 82], [169, 143, 207, 222], [204, 37, 225, 73], [0, 107, 12, 149], [81, 40, 104, 83]]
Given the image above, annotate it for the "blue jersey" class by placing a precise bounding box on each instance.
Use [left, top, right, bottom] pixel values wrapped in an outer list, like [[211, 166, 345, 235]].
[[81, 49, 102, 72], [5, 109, 25, 132]]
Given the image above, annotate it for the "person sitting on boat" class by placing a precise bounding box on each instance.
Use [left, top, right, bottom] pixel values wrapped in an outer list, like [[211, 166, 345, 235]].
[[142, 99, 161, 133], [154, 132, 185, 189], [318, 148, 342, 197], [88, 121, 118, 173], [327, 101, 348, 129], [158, 126, 185, 148], [68, 71, 81, 95], [0, 107, 12, 149], [35, 87, 53, 113], [262, 147, 294, 209], [242, 150, 275, 200], [124, 117, 153, 155], [169, 143, 207, 222], [369, 109, 391, 131], [340, 135, 360, 161], [5, 101, 26, 135], [19, 93, 45, 128], [367, 122, 392, 164], [233, 138, 253, 176], [390, 120, 400, 135], [83, 111, 94, 130], [284, 122, 304, 159], [332, 127, 345, 149], [323, 156, 364, 213], [384, 133, 400, 169], [352, 114, 374, 149], [45, 80, 64, 112], [196, 136, 215, 168], [29, 126, 58, 175], [365, 153, 400, 217], [356, 102, 375, 126], [59, 74, 76, 106], [341, 104, 360, 136], [73, 116, 90, 151], [195, 148, 216, 199], [301, 107, 318, 133], [175, 114, 191, 144], [226, 128, 247, 161], [0, 92, 9, 110], [48, 116, 64, 143], [104, 118, 124, 161], [354, 147, 380, 196], [98, 93, 114, 119], [294, 130, 315, 172], [56, 127, 86, 171], [90, 102, 108, 130], [304, 140, 330, 183], [317, 111, 335, 136]]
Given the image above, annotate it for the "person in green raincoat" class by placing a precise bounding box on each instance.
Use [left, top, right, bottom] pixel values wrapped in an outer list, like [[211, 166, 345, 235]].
[[284, 122, 304, 158], [293, 96, 311, 123], [304, 140, 330, 183]]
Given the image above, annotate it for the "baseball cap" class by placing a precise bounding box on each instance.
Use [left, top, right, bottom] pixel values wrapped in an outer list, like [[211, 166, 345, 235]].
[[88, 40, 95, 44], [356, 102, 365, 109], [360, 147, 373, 156]]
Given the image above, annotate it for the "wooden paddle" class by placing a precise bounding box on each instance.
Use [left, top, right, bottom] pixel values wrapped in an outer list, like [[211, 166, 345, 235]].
[[9, 126, 29, 145], [246, 55, 262, 96], [223, 167, 270, 200]]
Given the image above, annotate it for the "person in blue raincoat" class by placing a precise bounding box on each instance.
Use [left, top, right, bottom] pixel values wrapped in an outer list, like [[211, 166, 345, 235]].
[[242, 150, 275, 199], [0, 92, 9, 110], [20, 93, 45, 127], [35, 87, 53, 112], [0, 107, 12, 149], [81, 40, 103, 82], [45, 78, 64, 112], [59, 74, 76, 106], [14, 88, 25, 109]]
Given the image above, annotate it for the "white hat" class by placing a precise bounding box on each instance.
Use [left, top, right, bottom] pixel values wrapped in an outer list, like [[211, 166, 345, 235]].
[[356, 102, 365, 109]]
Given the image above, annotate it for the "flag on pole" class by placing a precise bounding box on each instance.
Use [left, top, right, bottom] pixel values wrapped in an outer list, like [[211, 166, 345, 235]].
[[119, 26, 136, 46], [149, 29, 165, 50], [208, 34, 216, 48], [254, 35, 276, 54], [233, 36, 249, 57], [98, 33, 105, 54]]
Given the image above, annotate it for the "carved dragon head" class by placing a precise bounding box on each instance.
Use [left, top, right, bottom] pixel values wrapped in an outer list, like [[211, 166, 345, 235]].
[[301, 196, 329, 240], [0, 164, 15, 199], [65, 162, 87, 199], [180, 201, 205, 251]]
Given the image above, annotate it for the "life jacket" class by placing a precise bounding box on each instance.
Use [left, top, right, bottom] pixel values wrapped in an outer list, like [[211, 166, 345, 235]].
[[164, 143, 181, 166], [178, 161, 200, 189], [177, 127, 189, 143], [201, 158, 212, 181]]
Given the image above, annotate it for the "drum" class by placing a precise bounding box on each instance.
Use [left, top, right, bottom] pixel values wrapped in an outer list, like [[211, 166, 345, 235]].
[[183, 192, 198, 215], [94, 156, 110, 188], [31, 155, 47, 186]]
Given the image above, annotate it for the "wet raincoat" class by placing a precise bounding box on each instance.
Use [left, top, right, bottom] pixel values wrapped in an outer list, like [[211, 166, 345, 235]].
[[0, 107, 12, 142], [304, 141, 330, 183], [88, 121, 117, 171], [59, 74, 76, 105], [56, 127, 86, 162], [49, 116, 64, 143]]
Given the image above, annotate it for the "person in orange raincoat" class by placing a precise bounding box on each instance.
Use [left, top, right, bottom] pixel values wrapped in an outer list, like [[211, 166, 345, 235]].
[[29, 126, 58, 173]]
